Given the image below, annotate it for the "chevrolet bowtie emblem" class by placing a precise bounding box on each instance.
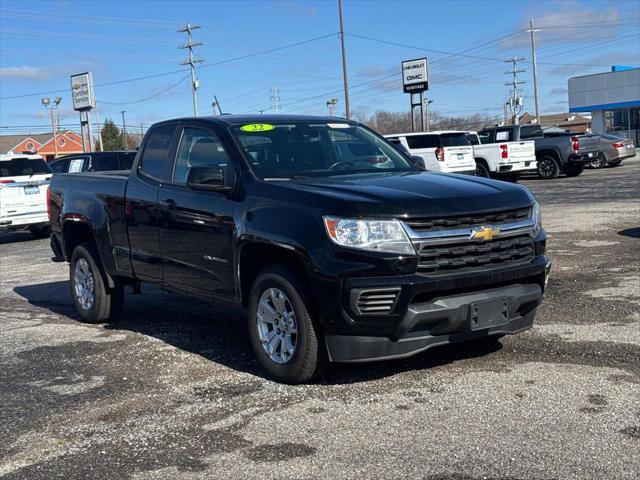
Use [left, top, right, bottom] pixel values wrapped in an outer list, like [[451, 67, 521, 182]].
[[470, 226, 500, 241]]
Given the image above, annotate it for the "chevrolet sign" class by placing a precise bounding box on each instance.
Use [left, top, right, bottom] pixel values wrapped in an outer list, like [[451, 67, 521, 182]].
[[70, 72, 95, 111]]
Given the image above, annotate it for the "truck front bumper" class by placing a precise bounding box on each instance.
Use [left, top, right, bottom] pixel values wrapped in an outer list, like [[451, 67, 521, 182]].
[[325, 282, 542, 362]]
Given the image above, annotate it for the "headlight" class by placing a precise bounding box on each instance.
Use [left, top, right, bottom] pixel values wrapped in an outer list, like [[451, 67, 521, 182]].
[[532, 201, 542, 234], [323, 216, 415, 255]]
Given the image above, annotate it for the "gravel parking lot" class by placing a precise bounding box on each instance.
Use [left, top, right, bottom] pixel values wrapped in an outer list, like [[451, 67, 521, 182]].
[[1, 159, 639, 479]]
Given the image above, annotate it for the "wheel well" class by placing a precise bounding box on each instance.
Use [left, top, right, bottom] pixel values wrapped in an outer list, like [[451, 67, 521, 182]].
[[536, 150, 560, 162], [63, 221, 95, 260], [474, 157, 488, 168], [239, 243, 310, 307]]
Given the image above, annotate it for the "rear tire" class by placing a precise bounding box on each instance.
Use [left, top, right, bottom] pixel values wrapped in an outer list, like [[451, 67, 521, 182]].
[[564, 163, 585, 177], [537, 155, 560, 179], [30, 225, 51, 238], [247, 265, 327, 384], [70, 242, 124, 324], [475, 161, 491, 178]]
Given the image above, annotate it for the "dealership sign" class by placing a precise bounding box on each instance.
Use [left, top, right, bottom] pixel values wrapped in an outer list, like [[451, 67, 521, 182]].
[[402, 58, 428, 93], [70, 72, 95, 111]]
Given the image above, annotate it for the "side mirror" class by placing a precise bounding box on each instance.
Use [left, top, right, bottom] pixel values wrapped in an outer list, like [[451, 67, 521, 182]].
[[411, 155, 426, 170], [186, 165, 231, 192]]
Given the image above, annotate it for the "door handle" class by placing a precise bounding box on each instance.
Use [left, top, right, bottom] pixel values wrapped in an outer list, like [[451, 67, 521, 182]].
[[162, 198, 176, 209]]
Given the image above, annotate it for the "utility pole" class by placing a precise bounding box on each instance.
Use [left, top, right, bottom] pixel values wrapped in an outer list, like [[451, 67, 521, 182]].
[[270, 83, 280, 114], [504, 57, 526, 125], [120, 110, 127, 150], [178, 22, 204, 117], [527, 19, 541, 125], [212, 95, 222, 115], [94, 99, 104, 152], [338, 0, 350, 119]]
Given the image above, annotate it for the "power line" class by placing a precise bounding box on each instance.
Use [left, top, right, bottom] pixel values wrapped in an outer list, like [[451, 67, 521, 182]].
[[97, 75, 190, 105]]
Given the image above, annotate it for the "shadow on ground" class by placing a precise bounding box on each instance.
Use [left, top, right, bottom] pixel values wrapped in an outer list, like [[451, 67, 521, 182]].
[[13, 281, 502, 385]]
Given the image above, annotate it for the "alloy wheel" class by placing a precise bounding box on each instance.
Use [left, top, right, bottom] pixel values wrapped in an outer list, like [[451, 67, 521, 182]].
[[74, 258, 95, 310], [256, 288, 298, 364]]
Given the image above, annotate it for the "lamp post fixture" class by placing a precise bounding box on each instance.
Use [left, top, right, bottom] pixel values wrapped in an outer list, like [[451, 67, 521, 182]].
[[326, 98, 338, 116], [42, 97, 62, 158]]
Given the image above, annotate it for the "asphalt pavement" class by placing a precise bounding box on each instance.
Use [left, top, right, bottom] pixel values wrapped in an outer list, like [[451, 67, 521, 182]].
[[1, 158, 639, 479]]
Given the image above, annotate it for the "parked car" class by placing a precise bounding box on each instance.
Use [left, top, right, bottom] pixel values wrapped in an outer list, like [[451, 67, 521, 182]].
[[49, 151, 136, 173], [48, 115, 550, 384], [0, 152, 51, 237], [588, 133, 636, 168], [478, 125, 601, 179], [384, 131, 476, 174], [465, 131, 537, 182]]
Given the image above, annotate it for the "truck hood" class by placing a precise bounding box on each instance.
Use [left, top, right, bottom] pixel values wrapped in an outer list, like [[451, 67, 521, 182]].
[[270, 171, 533, 217]]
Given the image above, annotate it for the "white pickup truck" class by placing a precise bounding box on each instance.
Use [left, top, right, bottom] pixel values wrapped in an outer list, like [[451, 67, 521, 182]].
[[465, 131, 537, 182], [0, 152, 52, 237]]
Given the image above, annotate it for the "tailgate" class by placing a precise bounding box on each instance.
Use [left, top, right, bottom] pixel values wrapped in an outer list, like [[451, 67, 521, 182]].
[[578, 135, 600, 153], [506, 141, 535, 162], [444, 146, 474, 165], [0, 178, 49, 218]]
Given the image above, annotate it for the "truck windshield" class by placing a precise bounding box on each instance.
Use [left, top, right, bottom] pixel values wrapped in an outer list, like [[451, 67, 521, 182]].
[[231, 122, 418, 179], [0, 158, 51, 177]]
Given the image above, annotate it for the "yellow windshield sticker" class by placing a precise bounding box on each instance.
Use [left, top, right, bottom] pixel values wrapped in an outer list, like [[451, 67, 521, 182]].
[[240, 123, 275, 132]]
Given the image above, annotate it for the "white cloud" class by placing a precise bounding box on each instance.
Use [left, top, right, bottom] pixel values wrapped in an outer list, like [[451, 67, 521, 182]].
[[549, 51, 640, 76], [500, 5, 624, 50], [0, 65, 46, 80], [549, 87, 568, 96]]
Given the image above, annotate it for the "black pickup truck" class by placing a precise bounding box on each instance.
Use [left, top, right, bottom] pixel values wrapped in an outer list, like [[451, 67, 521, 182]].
[[49, 115, 550, 383], [478, 124, 601, 179]]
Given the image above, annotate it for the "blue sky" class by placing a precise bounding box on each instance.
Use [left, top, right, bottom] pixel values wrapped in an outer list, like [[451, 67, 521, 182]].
[[1, 0, 639, 135]]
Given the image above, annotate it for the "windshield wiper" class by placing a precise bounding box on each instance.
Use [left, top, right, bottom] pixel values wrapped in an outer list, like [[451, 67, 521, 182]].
[[264, 175, 312, 181]]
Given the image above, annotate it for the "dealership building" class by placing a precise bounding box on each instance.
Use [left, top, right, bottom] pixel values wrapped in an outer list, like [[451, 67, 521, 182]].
[[568, 67, 640, 144]]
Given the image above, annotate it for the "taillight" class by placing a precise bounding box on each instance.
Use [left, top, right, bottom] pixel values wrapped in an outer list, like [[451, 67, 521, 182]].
[[500, 144, 508, 159], [435, 147, 444, 161], [571, 136, 580, 152], [612, 142, 624, 149], [0, 179, 15, 184], [46, 187, 52, 221]]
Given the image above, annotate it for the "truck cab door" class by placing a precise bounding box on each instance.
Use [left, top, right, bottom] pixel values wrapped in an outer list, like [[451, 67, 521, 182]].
[[157, 123, 237, 299], [126, 124, 179, 281]]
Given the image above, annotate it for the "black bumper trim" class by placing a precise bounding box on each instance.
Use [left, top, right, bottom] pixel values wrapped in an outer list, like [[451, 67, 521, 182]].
[[326, 283, 541, 363]]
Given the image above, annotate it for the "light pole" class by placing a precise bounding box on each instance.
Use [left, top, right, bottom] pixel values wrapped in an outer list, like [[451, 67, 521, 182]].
[[41, 97, 61, 159], [423, 98, 433, 131], [326, 98, 338, 116]]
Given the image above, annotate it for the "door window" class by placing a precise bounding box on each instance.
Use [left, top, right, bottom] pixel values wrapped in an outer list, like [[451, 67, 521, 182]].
[[495, 130, 513, 142], [93, 154, 120, 171], [173, 127, 230, 183], [49, 159, 70, 173], [139, 125, 175, 179], [520, 125, 543, 139], [477, 131, 492, 144]]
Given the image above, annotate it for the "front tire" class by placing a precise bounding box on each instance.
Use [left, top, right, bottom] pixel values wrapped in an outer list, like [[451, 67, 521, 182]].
[[589, 154, 606, 169], [248, 266, 326, 384], [70, 242, 124, 324], [564, 163, 585, 177], [537, 155, 560, 179]]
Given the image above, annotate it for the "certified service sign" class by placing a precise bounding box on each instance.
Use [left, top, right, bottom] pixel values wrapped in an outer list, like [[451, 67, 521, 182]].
[[70, 72, 96, 111], [401, 58, 428, 93]]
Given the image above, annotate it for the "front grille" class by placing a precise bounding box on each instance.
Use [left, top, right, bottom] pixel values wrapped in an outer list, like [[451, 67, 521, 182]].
[[405, 207, 530, 233], [352, 287, 401, 315], [417, 234, 534, 274]]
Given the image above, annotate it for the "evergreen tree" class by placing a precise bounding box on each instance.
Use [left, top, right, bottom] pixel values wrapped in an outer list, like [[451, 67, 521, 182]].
[[99, 118, 123, 151]]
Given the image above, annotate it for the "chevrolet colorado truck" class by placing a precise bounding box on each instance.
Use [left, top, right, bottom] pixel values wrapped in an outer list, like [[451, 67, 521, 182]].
[[49, 115, 551, 383], [478, 124, 601, 179]]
